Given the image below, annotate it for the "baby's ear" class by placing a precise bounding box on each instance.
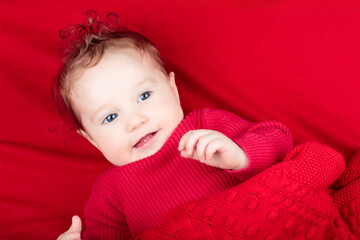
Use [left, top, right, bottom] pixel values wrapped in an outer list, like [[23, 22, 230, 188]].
[[169, 71, 180, 101], [169, 71, 175, 83], [77, 129, 98, 148]]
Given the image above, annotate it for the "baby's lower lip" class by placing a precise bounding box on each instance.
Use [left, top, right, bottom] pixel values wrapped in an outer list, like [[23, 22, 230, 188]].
[[134, 132, 157, 148]]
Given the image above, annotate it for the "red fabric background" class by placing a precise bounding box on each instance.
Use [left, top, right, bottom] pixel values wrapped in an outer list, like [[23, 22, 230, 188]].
[[1, 0, 359, 239]]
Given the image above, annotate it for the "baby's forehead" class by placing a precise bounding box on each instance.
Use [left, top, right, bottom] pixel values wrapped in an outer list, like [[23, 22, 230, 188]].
[[101, 46, 161, 70], [72, 47, 162, 89]]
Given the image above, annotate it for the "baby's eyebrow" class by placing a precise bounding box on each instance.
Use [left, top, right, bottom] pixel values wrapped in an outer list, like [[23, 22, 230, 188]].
[[132, 78, 156, 90], [91, 105, 108, 123]]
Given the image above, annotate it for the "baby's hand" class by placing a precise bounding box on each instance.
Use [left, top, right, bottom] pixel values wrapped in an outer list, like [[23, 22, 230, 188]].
[[57, 215, 82, 240], [178, 130, 248, 170]]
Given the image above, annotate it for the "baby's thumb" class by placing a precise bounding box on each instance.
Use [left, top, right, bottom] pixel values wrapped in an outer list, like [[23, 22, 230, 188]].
[[68, 215, 82, 233]]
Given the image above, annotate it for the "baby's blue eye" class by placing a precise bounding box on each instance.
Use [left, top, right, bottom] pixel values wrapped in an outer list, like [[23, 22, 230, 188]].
[[138, 91, 151, 103], [103, 113, 118, 124]]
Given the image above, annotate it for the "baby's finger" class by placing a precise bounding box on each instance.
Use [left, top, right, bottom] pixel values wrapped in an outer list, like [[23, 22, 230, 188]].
[[181, 130, 209, 156], [68, 232, 81, 240], [58, 215, 82, 240], [204, 139, 223, 162], [180, 149, 194, 159], [178, 134, 186, 151], [69, 216, 82, 233], [195, 133, 219, 162], [178, 130, 196, 151], [57, 232, 81, 240]]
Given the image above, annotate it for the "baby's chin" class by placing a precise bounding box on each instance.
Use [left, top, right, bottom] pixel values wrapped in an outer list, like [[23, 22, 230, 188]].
[[132, 130, 172, 162], [136, 141, 164, 161], [113, 128, 178, 167]]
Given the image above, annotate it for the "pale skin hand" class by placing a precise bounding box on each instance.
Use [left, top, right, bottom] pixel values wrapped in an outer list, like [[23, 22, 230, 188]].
[[178, 130, 248, 170], [57, 215, 82, 240]]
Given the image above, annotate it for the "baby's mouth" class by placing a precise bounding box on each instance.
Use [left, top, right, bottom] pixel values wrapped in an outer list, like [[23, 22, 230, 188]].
[[134, 132, 157, 148]]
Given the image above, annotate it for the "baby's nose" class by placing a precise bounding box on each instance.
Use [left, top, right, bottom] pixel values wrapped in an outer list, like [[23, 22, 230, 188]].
[[125, 113, 148, 132]]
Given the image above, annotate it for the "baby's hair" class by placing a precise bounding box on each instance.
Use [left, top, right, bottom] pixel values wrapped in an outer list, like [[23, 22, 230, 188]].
[[53, 10, 166, 130]]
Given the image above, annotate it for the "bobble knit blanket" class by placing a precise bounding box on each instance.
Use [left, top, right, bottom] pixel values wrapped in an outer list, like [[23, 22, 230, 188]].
[[138, 142, 360, 239]]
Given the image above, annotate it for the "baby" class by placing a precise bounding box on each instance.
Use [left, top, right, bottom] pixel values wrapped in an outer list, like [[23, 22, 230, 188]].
[[55, 11, 293, 239]]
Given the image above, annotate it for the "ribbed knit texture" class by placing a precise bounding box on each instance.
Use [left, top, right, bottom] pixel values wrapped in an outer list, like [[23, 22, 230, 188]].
[[331, 151, 360, 238], [82, 108, 293, 239], [139, 142, 359, 240]]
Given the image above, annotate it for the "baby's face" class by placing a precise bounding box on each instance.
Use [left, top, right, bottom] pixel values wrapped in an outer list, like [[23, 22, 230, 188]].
[[70, 48, 184, 166]]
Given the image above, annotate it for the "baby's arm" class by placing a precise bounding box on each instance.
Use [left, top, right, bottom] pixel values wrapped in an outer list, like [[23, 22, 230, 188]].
[[82, 172, 132, 239], [178, 129, 248, 170], [180, 108, 293, 179], [57, 215, 82, 240]]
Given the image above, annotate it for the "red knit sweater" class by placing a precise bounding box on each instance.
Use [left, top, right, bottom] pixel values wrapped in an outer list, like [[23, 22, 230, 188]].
[[83, 108, 293, 239]]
